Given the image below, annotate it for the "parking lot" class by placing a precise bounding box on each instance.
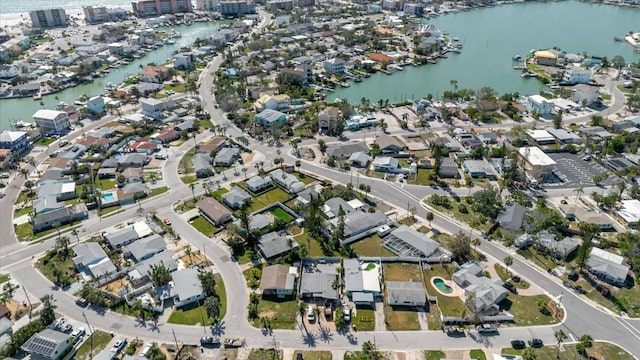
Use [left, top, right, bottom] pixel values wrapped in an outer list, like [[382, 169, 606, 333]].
[[546, 153, 616, 188]]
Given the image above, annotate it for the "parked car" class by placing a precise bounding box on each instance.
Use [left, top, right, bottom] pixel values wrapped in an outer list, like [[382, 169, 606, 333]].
[[568, 271, 579, 281], [342, 305, 351, 322], [445, 326, 465, 337], [307, 306, 316, 322], [139, 344, 152, 357], [529, 338, 544, 348], [511, 340, 526, 349], [200, 336, 220, 346], [163, 218, 171, 226], [503, 281, 518, 294], [71, 327, 85, 337], [476, 324, 498, 334], [111, 338, 127, 353]]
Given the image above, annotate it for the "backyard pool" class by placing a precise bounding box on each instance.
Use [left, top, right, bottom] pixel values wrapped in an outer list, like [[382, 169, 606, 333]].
[[101, 192, 117, 203], [433, 277, 453, 295]]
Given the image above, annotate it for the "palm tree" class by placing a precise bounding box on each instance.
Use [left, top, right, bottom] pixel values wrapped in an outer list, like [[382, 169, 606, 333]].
[[242, 167, 247, 179], [215, 179, 221, 190], [71, 229, 80, 244], [555, 329, 567, 358], [185, 245, 193, 265], [503, 256, 513, 275], [573, 186, 584, 200], [298, 301, 307, 331], [189, 182, 196, 201], [295, 160, 301, 173]]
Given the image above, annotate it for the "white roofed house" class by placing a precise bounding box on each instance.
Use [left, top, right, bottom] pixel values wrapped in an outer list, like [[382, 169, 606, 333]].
[[571, 84, 600, 106], [453, 261, 508, 314], [33, 109, 70, 135], [386, 281, 426, 307], [587, 248, 630, 287], [246, 175, 273, 193], [344, 259, 381, 307], [270, 169, 305, 193], [372, 156, 399, 173], [72, 242, 117, 279], [222, 186, 252, 209], [172, 268, 206, 309]]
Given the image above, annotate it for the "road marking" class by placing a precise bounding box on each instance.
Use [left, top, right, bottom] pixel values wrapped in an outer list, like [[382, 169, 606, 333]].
[[614, 317, 640, 342]]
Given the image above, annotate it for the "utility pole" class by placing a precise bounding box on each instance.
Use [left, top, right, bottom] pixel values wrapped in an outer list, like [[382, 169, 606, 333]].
[[22, 285, 33, 319], [82, 312, 94, 359], [172, 328, 179, 352]]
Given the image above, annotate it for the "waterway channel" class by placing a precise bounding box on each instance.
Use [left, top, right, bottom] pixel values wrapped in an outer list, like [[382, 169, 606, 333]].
[[327, 0, 640, 105], [0, 21, 222, 130]]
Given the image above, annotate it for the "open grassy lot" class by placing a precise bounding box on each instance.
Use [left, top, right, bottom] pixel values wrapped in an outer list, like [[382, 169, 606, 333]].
[[384, 303, 420, 331], [516, 246, 559, 272], [74, 330, 113, 360], [34, 137, 57, 146], [248, 187, 292, 212], [0, 274, 9, 284], [352, 307, 375, 331], [168, 303, 214, 325], [96, 178, 117, 190], [574, 273, 640, 317], [190, 215, 219, 237], [256, 295, 298, 329], [502, 342, 633, 360], [293, 171, 316, 184], [249, 349, 282, 360], [14, 206, 33, 217], [290, 225, 331, 257], [148, 186, 169, 198], [499, 294, 559, 326], [36, 250, 76, 286], [181, 175, 198, 184], [215, 274, 227, 319], [493, 264, 530, 289], [407, 168, 435, 186], [427, 196, 493, 232], [383, 263, 423, 282], [293, 351, 332, 360], [352, 234, 396, 257]]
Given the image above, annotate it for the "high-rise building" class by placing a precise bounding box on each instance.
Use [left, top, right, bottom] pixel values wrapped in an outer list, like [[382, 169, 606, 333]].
[[83, 6, 109, 24], [217, 0, 256, 17], [131, 0, 193, 17], [29, 9, 68, 28], [196, 0, 220, 11]]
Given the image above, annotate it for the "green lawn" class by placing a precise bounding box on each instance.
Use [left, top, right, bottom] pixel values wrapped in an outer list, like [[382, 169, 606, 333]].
[[576, 274, 640, 317], [148, 186, 169, 198], [34, 137, 56, 146], [174, 198, 198, 213], [164, 83, 186, 92], [190, 215, 219, 237], [351, 234, 396, 257], [470, 349, 486, 360], [248, 187, 292, 212], [0, 274, 9, 284], [502, 342, 634, 360], [290, 226, 328, 257], [424, 265, 466, 325], [407, 168, 435, 185], [271, 207, 293, 222], [494, 264, 530, 289], [425, 351, 446, 360], [36, 250, 76, 287], [14, 206, 33, 217], [293, 351, 332, 360], [427, 197, 492, 232], [168, 304, 214, 325], [74, 330, 113, 360], [352, 307, 375, 331], [499, 294, 559, 326], [181, 175, 198, 184], [249, 349, 282, 360], [96, 178, 117, 190], [384, 304, 420, 331], [97, 205, 122, 217], [516, 247, 559, 272], [215, 274, 227, 319], [256, 295, 298, 329], [293, 171, 316, 184], [383, 263, 423, 282]]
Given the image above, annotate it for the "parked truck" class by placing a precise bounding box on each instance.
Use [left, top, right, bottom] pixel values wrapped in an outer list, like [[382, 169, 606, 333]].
[[223, 338, 246, 348]]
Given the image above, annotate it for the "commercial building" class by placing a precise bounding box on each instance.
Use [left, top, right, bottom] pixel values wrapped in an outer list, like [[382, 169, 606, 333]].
[[196, 0, 219, 11], [32, 109, 70, 135], [132, 0, 193, 17], [30, 9, 68, 28], [217, 0, 257, 17], [517, 147, 556, 178], [83, 6, 110, 23]]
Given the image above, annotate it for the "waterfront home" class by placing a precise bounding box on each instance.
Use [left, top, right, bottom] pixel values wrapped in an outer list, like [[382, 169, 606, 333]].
[[259, 264, 296, 298], [571, 84, 599, 106], [0, 65, 18, 79], [72, 242, 117, 279], [587, 248, 629, 286], [344, 113, 380, 130], [0, 130, 30, 154], [533, 50, 558, 66], [257, 230, 299, 261], [324, 58, 345, 74], [33, 109, 70, 135], [21, 328, 73, 360], [318, 107, 340, 132], [12, 82, 40, 96], [197, 196, 234, 226], [372, 156, 399, 173], [174, 53, 195, 70], [386, 281, 426, 307], [86, 96, 105, 114], [254, 94, 291, 112], [255, 109, 287, 127], [222, 186, 252, 209], [279, 68, 308, 85], [563, 67, 591, 85], [369, 52, 393, 63], [525, 95, 553, 116]]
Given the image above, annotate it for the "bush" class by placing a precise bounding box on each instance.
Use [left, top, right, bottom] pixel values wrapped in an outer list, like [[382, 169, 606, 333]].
[[458, 204, 468, 214]]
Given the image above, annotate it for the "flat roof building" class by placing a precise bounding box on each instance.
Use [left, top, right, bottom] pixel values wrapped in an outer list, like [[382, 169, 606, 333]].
[[517, 147, 556, 178]]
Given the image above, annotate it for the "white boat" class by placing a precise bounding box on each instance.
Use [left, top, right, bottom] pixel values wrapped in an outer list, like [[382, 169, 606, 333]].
[[513, 55, 522, 61]]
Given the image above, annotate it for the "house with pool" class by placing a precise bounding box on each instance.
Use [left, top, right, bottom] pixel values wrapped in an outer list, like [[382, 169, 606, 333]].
[[343, 259, 381, 308]]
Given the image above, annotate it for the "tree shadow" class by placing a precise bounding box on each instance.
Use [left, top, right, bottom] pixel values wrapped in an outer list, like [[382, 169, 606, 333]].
[[301, 330, 318, 348], [317, 323, 333, 343], [211, 320, 226, 336]]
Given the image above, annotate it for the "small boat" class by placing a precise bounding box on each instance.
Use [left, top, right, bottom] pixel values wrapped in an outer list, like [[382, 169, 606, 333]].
[[453, 37, 459, 41], [185, 19, 192, 26], [33, 93, 42, 100], [521, 72, 538, 78], [513, 55, 522, 61], [614, 36, 624, 42]]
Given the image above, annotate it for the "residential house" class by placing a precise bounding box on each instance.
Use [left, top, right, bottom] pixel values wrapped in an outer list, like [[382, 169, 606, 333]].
[[372, 156, 399, 173], [198, 136, 227, 154], [117, 153, 148, 168], [172, 268, 206, 309], [462, 160, 497, 179], [33, 109, 70, 134], [270, 169, 305, 193], [104, 226, 140, 249], [174, 53, 195, 70], [526, 129, 556, 145], [129, 140, 159, 154], [546, 128, 581, 144], [299, 264, 339, 301], [174, 120, 195, 132], [571, 84, 600, 106], [587, 247, 629, 286], [249, 214, 271, 231], [375, 135, 403, 154], [213, 147, 238, 166], [344, 259, 381, 307], [348, 152, 371, 168], [343, 210, 388, 238], [279, 68, 307, 85], [579, 126, 614, 142], [456, 132, 484, 149], [38, 182, 76, 201], [33, 196, 65, 216], [324, 57, 345, 73], [222, 186, 252, 209], [563, 67, 591, 85], [21, 329, 73, 360], [535, 231, 579, 260], [197, 197, 234, 226], [140, 65, 170, 83], [326, 142, 369, 160], [124, 234, 166, 262], [438, 157, 460, 178], [140, 97, 166, 119], [322, 197, 354, 219], [526, 95, 553, 116], [259, 264, 296, 297], [122, 168, 144, 183], [257, 231, 299, 260], [496, 203, 526, 231], [155, 128, 180, 143], [514, 233, 534, 249], [255, 109, 287, 127], [295, 187, 321, 207], [559, 204, 614, 230], [246, 175, 272, 193], [452, 261, 508, 313], [0, 303, 10, 319], [119, 182, 148, 204], [386, 281, 426, 307], [617, 199, 640, 226], [318, 107, 340, 131], [478, 132, 498, 145], [128, 250, 177, 288], [0, 65, 19, 78], [86, 96, 105, 114], [193, 153, 213, 178], [72, 242, 117, 278], [0, 130, 30, 154], [533, 50, 558, 66], [0, 317, 12, 338], [382, 225, 450, 260]]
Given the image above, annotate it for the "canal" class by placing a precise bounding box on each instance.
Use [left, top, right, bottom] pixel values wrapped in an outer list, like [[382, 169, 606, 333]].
[[0, 21, 222, 129], [327, 0, 640, 104]]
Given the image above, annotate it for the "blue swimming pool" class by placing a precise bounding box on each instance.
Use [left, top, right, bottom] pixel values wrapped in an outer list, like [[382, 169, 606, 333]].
[[433, 277, 453, 294], [102, 193, 116, 202]]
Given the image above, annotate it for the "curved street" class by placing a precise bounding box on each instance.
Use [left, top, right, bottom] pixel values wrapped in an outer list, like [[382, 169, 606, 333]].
[[1, 13, 639, 358]]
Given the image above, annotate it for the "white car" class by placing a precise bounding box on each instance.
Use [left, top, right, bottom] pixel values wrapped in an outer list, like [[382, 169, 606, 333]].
[[111, 338, 127, 353], [139, 344, 152, 357], [342, 305, 351, 322], [307, 306, 315, 322], [71, 327, 85, 337]]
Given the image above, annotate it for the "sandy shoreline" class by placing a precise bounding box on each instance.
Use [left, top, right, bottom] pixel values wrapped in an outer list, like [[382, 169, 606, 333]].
[[0, 7, 131, 30]]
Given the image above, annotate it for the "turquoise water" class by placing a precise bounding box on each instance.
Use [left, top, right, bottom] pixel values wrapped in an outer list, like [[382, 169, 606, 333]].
[[102, 192, 116, 202], [433, 277, 453, 294], [328, 1, 640, 104]]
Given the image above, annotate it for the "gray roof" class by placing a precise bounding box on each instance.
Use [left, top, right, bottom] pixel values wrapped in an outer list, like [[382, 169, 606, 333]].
[[386, 281, 426, 304], [131, 250, 177, 279], [257, 231, 298, 259], [348, 151, 371, 165], [171, 268, 204, 302], [249, 214, 271, 230], [125, 234, 166, 262], [497, 203, 526, 231], [174, 120, 194, 131], [193, 153, 212, 175], [375, 135, 403, 152], [385, 225, 442, 257], [299, 272, 339, 300], [21, 329, 71, 357], [93, 350, 116, 360], [40, 169, 67, 183], [439, 157, 459, 177], [72, 242, 108, 267], [38, 182, 74, 198], [214, 147, 238, 165], [351, 292, 374, 303], [0, 317, 13, 335], [537, 233, 579, 259], [452, 261, 507, 310], [326, 142, 369, 159], [118, 153, 147, 166], [122, 182, 148, 196], [323, 197, 353, 218], [100, 158, 118, 168], [31, 207, 70, 228], [246, 175, 272, 191], [222, 186, 252, 207], [588, 248, 629, 282], [33, 196, 64, 215], [344, 210, 388, 238], [256, 108, 286, 124], [463, 159, 496, 176], [105, 226, 139, 248]]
